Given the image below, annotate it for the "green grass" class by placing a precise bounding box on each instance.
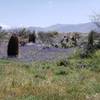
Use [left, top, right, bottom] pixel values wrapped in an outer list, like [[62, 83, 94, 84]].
[[0, 50, 100, 100]]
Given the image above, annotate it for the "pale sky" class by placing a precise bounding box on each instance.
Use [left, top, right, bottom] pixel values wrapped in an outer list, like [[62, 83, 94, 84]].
[[0, 0, 100, 28]]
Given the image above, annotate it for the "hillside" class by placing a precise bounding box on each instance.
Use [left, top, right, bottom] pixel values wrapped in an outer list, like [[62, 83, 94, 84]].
[[45, 22, 98, 33], [5, 22, 99, 33]]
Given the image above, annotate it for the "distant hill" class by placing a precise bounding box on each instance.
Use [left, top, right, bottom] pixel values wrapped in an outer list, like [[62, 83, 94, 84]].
[[45, 22, 98, 33], [24, 22, 99, 33], [3, 22, 100, 33]]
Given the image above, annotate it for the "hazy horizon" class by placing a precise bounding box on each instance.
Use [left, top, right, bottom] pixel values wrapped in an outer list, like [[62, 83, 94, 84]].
[[0, 0, 100, 28]]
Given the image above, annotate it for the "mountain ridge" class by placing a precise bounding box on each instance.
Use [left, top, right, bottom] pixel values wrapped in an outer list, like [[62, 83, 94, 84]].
[[2, 22, 99, 33]]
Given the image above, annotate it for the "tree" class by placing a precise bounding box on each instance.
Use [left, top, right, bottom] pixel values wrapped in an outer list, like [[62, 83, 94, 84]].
[[91, 12, 100, 28], [18, 28, 30, 38]]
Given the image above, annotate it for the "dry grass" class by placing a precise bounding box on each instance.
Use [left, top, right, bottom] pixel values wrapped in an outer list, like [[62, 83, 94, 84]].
[[0, 50, 100, 100]]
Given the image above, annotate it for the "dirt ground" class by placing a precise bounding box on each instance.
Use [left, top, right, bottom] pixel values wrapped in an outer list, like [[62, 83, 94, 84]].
[[0, 42, 74, 62]]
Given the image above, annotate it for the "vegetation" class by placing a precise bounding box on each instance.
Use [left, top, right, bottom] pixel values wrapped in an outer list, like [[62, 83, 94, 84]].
[[0, 48, 100, 100], [29, 31, 36, 43], [0, 27, 7, 41], [18, 28, 29, 38], [38, 31, 58, 45], [0, 25, 100, 100], [80, 31, 96, 58], [88, 30, 94, 47], [7, 34, 19, 57]]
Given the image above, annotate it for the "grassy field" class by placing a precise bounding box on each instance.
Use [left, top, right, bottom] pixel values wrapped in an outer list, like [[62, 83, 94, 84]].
[[0, 49, 100, 100]]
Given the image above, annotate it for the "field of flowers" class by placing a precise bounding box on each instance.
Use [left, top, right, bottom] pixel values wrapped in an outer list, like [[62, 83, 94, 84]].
[[0, 42, 74, 62]]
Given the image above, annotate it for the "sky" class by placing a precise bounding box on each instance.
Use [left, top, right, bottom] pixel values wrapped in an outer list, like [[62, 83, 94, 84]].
[[0, 0, 100, 28]]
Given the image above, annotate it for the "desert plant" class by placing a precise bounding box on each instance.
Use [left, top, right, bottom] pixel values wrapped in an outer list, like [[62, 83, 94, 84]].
[[18, 28, 31, 38], [72, 36, 77, 46], [80, 31, 96, 58], [38, 31, 58, 45], [29, 31, 36, 43], [57, 59, 69, 67], [7, 34, 19, 57], [88, 31, 94, 47], [55, 70, 67, 75], [0, 27, 7, 41]]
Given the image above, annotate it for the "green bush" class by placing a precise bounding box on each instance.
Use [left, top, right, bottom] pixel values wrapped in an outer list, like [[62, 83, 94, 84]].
[[57, 59, 69, 67]]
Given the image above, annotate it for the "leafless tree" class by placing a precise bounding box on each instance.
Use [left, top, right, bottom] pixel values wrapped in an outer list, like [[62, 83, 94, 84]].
[[91, 12, 100, 28]]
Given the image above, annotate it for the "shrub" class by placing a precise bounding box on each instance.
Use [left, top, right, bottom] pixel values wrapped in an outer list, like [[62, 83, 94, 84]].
[[57, 59, 69, 67], [80, 45, 94, 59], [55, 70, 67, 75], [60, 36, 68, 48], [71, 36, 77, 46], [29, 31, 36, 43], [38, 31, 58, 45], [7, 34, 19, 57], [80, 31, 95, 58], [18, 28, 30, 38], [0, 29, 7, 41]]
